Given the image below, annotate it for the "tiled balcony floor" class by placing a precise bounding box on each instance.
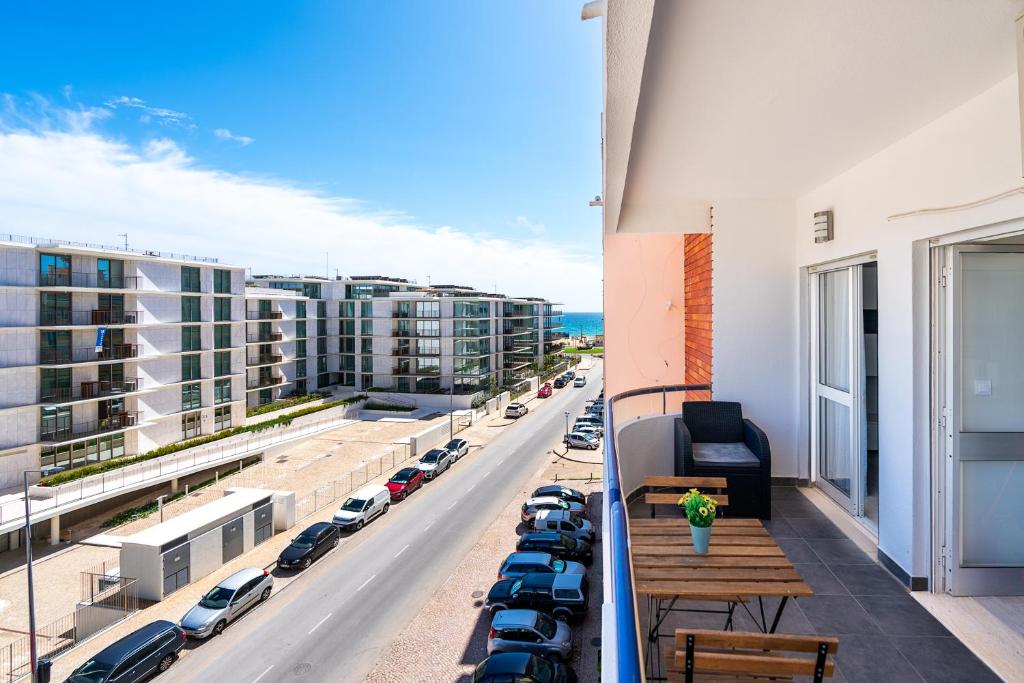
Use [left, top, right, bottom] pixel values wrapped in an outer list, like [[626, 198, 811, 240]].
[[634, 486, 1001, 682]]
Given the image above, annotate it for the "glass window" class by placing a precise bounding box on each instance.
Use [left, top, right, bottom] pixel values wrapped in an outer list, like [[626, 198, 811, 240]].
[[181, 266, 201, 293], [40, 368, 71, 402], [182, 326, 201, 352], [339, 355, 355, 371], [361, 319, 373, 335], [214, 406, 232, 431], [360, 337, 373, 354], [318, 356, 328, 373], [181, 296, 201, 323], [97, 259, 124, 289], [214, 351, 232, 377], [417, 338, 440, 355], [295, 320, 306, 339], [415, 320, 439, 337], [214, 324, 232, 349], [361, 355, 373, 372], [415, 301, 439, 318], [182, 411, 201, 439], [304, 283, 321, 300], [316, 318, 326, 336], [39, 253, 71, 286], [340, 319, 355, 335], [182, 382, 201, 410], [340, 301, 355, 317], [214, 297, 232, 321], [182, 354, 201, 381], [214, 379, 232, 404], [296, 301, 306, 319], [295, 339, 306, 359], [360, 301, 372, 317], [295, 361, 307, 379], [317, 337, 326, 354], [214, 269, 232, 294]]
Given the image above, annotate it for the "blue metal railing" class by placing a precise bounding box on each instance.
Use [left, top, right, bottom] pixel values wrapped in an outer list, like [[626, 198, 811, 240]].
[[604, 383, 711, 682]]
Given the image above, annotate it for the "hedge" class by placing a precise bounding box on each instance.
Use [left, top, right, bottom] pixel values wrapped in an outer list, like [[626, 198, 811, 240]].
[[363, 402, 415, 412], [39, 395, 367, 487], [246, 391, 330, 417]]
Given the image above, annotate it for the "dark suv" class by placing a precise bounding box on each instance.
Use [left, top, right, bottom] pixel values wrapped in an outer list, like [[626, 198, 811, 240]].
[[66, 620, 185, 682], [473, 652, 577, 683], [486, 573, 589, 622], [516, 532, 593, 566], [531, 485, 586, 506], [277, 521, 340, 570], [553, 376, 569, 389]]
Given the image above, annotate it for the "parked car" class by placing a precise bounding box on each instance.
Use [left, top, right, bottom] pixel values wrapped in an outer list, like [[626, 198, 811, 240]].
[[386, 466, 425, 500], [505, 402, 529, 418], [277, 522, 340, 570], [564, 370, 576, 380], [572, 415, 603, 434], [66, 620, 186, 683], [571, 425, 601, 441], [564, 432, 599, 450], [532, 485, 586, 506], [573, 376, 587, 388], [416, 448, 454, 479], [487, 609, 573, 662], [333, 484, 390, 530], [486, 573, 590, 622], [534, 509, 595, 543], [552, 376, 569, 389], [473, 652, 577, 683], [517, 532, 593, 565], [444, 438, 469, 460], [179, 568, 273, 638], [537, 384, 552, 399], [521, 497, 587, 524], [498, 551, 586, 580]]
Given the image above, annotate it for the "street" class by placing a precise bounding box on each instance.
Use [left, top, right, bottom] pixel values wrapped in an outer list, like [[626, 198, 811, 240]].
[[166, 361, 602, 683]]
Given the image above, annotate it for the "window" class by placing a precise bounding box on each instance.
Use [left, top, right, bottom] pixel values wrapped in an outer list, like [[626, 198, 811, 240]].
[[361, 319, 373, 336], [360, 337, 373, 354], [318, 356, 328, 373], [258, 389, 272, 405], [339, 301, 354, 317], [181, 296, 201, 322], [182, 411, 201, 439], [214, 406, 232, 431], [214, 379, 232, 404], [40, 406, 71, 441], [181, 266, 201, 293], [340, 319, 355, 335], [41, 368, 71, 402], [415, 301, 439, 318], [339, 355, 355, 371], [360, 301, 372, 317], [295, 320, 306, 339], [214, 324, 232, 349], [340, 337, 355, 353], [416, 320, 440, 337], [418, 358, 440, 374], [214, 351, 231, 377], [417, 338, 440, 355], [214, 297, 232, 321], [361, 355, 374, 372], [316, 318, 326, 336], [296, 301, 306, 319], [182, 382, 201, 410], [39, 253, 71, 286], [97, 258, 125, 288], [40, 292, 71, 325], [214, 269, 232, 294], [295, 339, 306, 359], [340, 372, 355, 387], [182, 326, 201, 352], [317, 337, 326, 355], [295, 361, 307, 379], [182, 354, 201, 381], [317, 300, 326, 318]]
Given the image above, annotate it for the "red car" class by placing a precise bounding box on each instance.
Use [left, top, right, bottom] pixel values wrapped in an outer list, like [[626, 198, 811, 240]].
[[386, 467, 425, 500], [537, 383, 553, 399]]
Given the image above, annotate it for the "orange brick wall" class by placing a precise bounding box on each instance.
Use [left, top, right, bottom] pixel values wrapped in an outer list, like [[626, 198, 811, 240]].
[[684, 233, 712, 400]]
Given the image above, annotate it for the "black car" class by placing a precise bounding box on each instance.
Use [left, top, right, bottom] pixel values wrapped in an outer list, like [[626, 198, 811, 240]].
[[531, 485, 586, 506], [277, 522, 339, 570], [66, 620, 185, 682], [473, 652, 577, 683], [516, 532, 593, 566], [487, 573, 589, 622], [552, 376, 568, 389], [564, 370, 576, 380]]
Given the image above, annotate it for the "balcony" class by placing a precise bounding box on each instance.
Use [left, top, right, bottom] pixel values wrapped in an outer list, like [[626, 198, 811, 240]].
[[39, 309, 143, 326], [246, 354, 283, 366], [245, 310, 283, 320], [392, 346, 441, 357], [39, 272, 140, 289], [39, 344, 140, 365], [40, 410, 142, 442], [393, 329, 439, 338], [246, 332, 283, 343], [503, 325, 536, 335], [40, 378, 143, 403], [247, 375, 283, 389], [393, 310, 439, 319]]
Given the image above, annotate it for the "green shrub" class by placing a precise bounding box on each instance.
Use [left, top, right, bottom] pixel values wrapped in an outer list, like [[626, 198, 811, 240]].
[[246, 391, 330, 417], [363, 402, 415, 412]]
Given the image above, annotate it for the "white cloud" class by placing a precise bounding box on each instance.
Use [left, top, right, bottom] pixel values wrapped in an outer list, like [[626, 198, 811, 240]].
[[104, 96, 192, 127], [514, 215, 547, 236], [0, 120, 601, 309], [213, 128, 254, 146]]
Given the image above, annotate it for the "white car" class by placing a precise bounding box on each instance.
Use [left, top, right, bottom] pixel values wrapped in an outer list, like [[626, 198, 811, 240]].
[[505, 402, 529, 418], [572, 425, 602, 440], [416, 448, 454, 479], [564, 432, 599, 450], [444, 438, 469, 460], [521, 496, 587, 524], [534, 509, 596, 542], [332, 484, 390, 531], [573, 376, 587, 387]]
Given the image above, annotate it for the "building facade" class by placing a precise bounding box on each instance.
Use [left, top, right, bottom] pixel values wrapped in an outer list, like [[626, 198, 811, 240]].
[[0, 235, 247, 489]]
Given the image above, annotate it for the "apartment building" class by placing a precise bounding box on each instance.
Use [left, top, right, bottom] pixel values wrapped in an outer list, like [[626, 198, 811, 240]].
[[0, 235, 247, 489]]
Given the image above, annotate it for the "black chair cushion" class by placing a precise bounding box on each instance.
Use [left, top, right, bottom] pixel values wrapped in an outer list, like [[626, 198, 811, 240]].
[[682, 401, 744, 443], [692, 442, 760, 468]]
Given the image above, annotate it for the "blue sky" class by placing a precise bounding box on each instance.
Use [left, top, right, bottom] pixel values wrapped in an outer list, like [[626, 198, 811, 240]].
[[0, 1, 603, 309]]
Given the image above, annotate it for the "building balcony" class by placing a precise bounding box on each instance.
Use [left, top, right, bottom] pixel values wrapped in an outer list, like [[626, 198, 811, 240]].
[[452, 329, 490, 338], [246, 332, 283, 343], [247, 375, 283, 389], [38, 272, 141, 289], [40, 410, 142, 443], [246, 310, 283, 320], [246, 354, 283, 366], [39, 309, 144, 326], [40, 378, 143, 404], [393, 311, 439, 319], [39, 343, 140, 365], [503, 326, 537, 335], [394, 366, 441, 376], [392, 347, 441, 357], [393, 329, 440, 338]]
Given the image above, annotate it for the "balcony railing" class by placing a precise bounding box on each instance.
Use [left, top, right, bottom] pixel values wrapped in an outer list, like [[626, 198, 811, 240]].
[[394, 366, 441, 376], [392, 347, 442, 357], [246, 332, 283, 343], [39, 309, 143, 326], [246, 354, 283, 366], [39, 272, 141, 289], [41, 378, 143, 403], [393, 310, 439, 319], [39, 344, 140, 365], [393, 329, 439, 338], [452, 329, 490, 338], [40, 411, 142, 442], [246, 310, 283, 320], [247, 375, 283, 389]]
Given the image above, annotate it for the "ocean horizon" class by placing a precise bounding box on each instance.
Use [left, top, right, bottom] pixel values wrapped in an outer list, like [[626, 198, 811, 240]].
[[561, 311, 604, 338]]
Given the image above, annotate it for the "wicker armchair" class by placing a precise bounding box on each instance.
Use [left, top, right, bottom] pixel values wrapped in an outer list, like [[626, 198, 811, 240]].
[[674, 401, 771, 519]]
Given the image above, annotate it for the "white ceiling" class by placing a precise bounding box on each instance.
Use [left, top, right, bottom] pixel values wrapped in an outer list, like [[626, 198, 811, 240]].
[[611, 0, 1024, 233]]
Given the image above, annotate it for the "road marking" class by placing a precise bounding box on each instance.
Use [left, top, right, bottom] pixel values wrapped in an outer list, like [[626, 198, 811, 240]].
[[308, 613, 332, 635], [466, 483, 476, 493], [482, 471, 491, 479], [253, 665, 274, 683], [423, 520, 434, 531], [447, 499, 459, 510], [357, 574, 376, 592], [394, 543, 410, 558]]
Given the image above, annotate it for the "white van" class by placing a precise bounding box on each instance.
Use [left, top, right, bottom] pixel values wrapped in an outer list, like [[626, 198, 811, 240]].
[[332, 484, 390, 531], [534, 509, 596, 543]]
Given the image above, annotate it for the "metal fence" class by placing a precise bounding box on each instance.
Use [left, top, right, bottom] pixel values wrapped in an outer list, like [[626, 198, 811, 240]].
[[294, 443, 411, 520], [0, 575, 139, 683]]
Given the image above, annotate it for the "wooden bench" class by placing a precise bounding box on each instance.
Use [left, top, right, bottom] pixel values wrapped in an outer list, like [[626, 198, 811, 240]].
[[643, 475, 728, 518], [667, 629, 839, 683]]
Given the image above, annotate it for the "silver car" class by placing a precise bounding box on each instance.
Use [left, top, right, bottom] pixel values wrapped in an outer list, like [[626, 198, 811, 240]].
[[180, 568, 273, 638], [487, 609, 573, 661]]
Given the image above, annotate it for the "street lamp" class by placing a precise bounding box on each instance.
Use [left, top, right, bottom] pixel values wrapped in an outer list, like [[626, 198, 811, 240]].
[[564, 411, 570, 436], [22, 468, 45, 677]]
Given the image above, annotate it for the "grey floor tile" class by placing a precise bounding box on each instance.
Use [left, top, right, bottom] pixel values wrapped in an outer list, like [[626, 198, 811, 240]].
[[856, 595, 951, 636], [795, 563, 849, 595], [776, 537, 822, 563], [830, 564, 908, 596], [728, 596, 816, 635], [893, 636, 1001, 683], [806, 538, 874, 565], [799, 595, 881, 635], [773, 497, 827, 518], [834, 634, 924, 683], [763, 516, 800, 538], [787, 515, 848, 539]]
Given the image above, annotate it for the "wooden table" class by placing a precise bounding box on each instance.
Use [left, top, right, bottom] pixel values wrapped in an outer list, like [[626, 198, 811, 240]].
[[629, 517, 813, 681]]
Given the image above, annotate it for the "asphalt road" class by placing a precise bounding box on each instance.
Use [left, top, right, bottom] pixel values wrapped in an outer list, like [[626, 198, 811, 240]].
[[169, 361, 603, 683]]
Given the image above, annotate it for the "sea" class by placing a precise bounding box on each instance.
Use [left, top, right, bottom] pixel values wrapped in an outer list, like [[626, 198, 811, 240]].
[[561, 311, 604, 338]]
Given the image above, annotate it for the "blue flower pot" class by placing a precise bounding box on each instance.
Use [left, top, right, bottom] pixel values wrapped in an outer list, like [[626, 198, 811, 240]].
[[690, 522, 711, 554]]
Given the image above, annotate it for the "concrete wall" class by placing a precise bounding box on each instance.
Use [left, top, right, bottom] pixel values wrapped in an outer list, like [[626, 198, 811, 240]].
[[119, 542, 162, 602], [615, 413, 676, 499], [188, 526, 223, 583]]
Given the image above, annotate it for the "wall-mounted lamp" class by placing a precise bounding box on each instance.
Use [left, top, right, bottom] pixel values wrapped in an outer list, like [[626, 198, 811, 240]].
[[814, 210, 833, 243]]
